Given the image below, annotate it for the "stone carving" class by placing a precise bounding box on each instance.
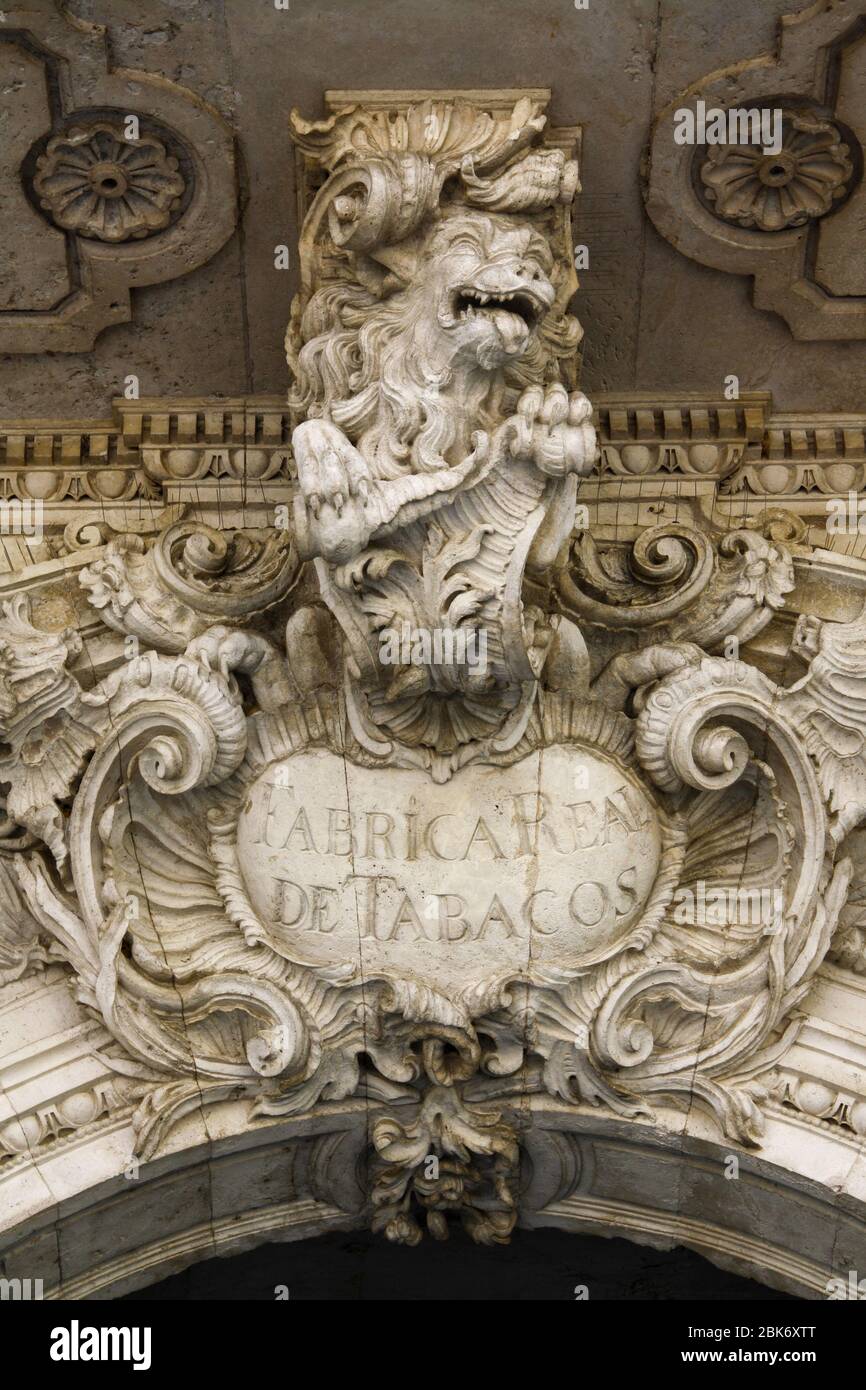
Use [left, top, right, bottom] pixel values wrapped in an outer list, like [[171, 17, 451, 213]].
[[561, 525, 793, 655], [645, 1, 866, 339], [33, 122, 186, 242], [700, 112, 853, 232], [370, 1087, 520, 1245], [0, 851, 46, 985], [786, 606, 866, 842], [771, 1072, 866, 1137], [8, 391, 866, 548], [0, 91, 863, 1256], [287, 94, 591, 760], [0, 5, 237, 352], [0, 1079, 129, 1167], [80, 519, 300, 662]]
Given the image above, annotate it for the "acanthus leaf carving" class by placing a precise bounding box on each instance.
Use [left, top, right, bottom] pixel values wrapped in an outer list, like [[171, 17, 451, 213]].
[[784, 604, 866, 843], [79, 521, 300, 651]]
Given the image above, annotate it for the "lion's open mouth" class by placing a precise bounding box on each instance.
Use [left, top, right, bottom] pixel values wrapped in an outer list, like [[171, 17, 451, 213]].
[[452, 287, 539, 332]]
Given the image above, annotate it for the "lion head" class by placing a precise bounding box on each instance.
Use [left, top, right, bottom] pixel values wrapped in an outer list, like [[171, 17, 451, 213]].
[[417, 211, 556, 369], [288, 208, 581, 478]]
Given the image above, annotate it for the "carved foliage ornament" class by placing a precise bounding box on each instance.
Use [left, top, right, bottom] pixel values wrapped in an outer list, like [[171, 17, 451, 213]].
[[1, 91, 861, 1246]]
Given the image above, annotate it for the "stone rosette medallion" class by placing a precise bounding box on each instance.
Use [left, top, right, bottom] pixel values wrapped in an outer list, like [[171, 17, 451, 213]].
[[33, 122, 186, 243], [0, 90, 861, 1248]]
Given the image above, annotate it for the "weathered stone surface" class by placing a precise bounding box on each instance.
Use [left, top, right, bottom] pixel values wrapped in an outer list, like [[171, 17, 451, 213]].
[[3, 1, 865, 414], [642, 0, 866, 398], [0, 3, 239, 358], [4, 39, 866, 1302], [237, 747, 662, 991]]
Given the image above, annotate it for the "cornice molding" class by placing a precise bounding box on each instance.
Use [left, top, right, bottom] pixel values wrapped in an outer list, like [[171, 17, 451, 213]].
[[2, 391, 866, 553]]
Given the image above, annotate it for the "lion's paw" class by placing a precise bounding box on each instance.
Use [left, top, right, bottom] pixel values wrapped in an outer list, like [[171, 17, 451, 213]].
[[292, 418, 371, 516], [515, 383, 597, 478], [185, 625, 269, 678]]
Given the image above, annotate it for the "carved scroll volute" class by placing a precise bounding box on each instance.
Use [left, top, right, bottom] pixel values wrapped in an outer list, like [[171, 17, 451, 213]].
[[636, 656, 843, 986], [560, 526, 793, 640], [328, 158, 439, 249], [68, 654, 248, 943], [304, 155, 445, 291], [561, 525, 717, 629]]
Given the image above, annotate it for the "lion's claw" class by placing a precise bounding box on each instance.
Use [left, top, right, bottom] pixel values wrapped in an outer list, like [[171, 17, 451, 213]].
[[513, 383, 597, 478], [293, 419, 372, 518]]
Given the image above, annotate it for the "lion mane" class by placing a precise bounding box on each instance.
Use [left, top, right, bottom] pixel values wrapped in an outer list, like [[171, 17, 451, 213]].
[[287, 209, 582, 482]]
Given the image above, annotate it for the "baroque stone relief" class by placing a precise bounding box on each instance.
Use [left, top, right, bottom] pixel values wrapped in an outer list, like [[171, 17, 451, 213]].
[[0, 3, 238, 352], [1, 88, 866, 1255], [33, 121, 186, 243], [645, 0, 866, 340], [699, 110, 854, 232]]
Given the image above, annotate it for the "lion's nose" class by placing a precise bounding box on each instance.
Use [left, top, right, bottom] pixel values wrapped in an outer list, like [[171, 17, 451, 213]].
[[475, 265, 524, 289], [475, 265, 536, 295]]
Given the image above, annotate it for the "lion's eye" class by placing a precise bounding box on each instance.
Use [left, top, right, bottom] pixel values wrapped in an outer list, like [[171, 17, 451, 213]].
[[445, 233, 482, 255]]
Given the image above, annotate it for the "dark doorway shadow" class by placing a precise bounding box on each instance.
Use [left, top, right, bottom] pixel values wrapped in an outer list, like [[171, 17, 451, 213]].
[[122, 1226, 796, 1301]]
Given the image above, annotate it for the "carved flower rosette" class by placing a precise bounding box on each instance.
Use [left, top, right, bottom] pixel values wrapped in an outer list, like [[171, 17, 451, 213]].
[[33, 123, 186, 242], [700, 111, 854, 232]]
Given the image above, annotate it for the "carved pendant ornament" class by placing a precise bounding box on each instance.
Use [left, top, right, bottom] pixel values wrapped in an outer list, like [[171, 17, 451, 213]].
[[1, 92, 860, 1249]]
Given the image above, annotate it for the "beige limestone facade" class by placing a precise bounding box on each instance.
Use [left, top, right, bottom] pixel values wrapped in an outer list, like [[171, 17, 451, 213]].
[[2, 0, 866, 1304]]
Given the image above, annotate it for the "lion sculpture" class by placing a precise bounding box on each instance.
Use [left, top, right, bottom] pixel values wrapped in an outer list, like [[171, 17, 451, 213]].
[[286, 100, 597, 762]]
